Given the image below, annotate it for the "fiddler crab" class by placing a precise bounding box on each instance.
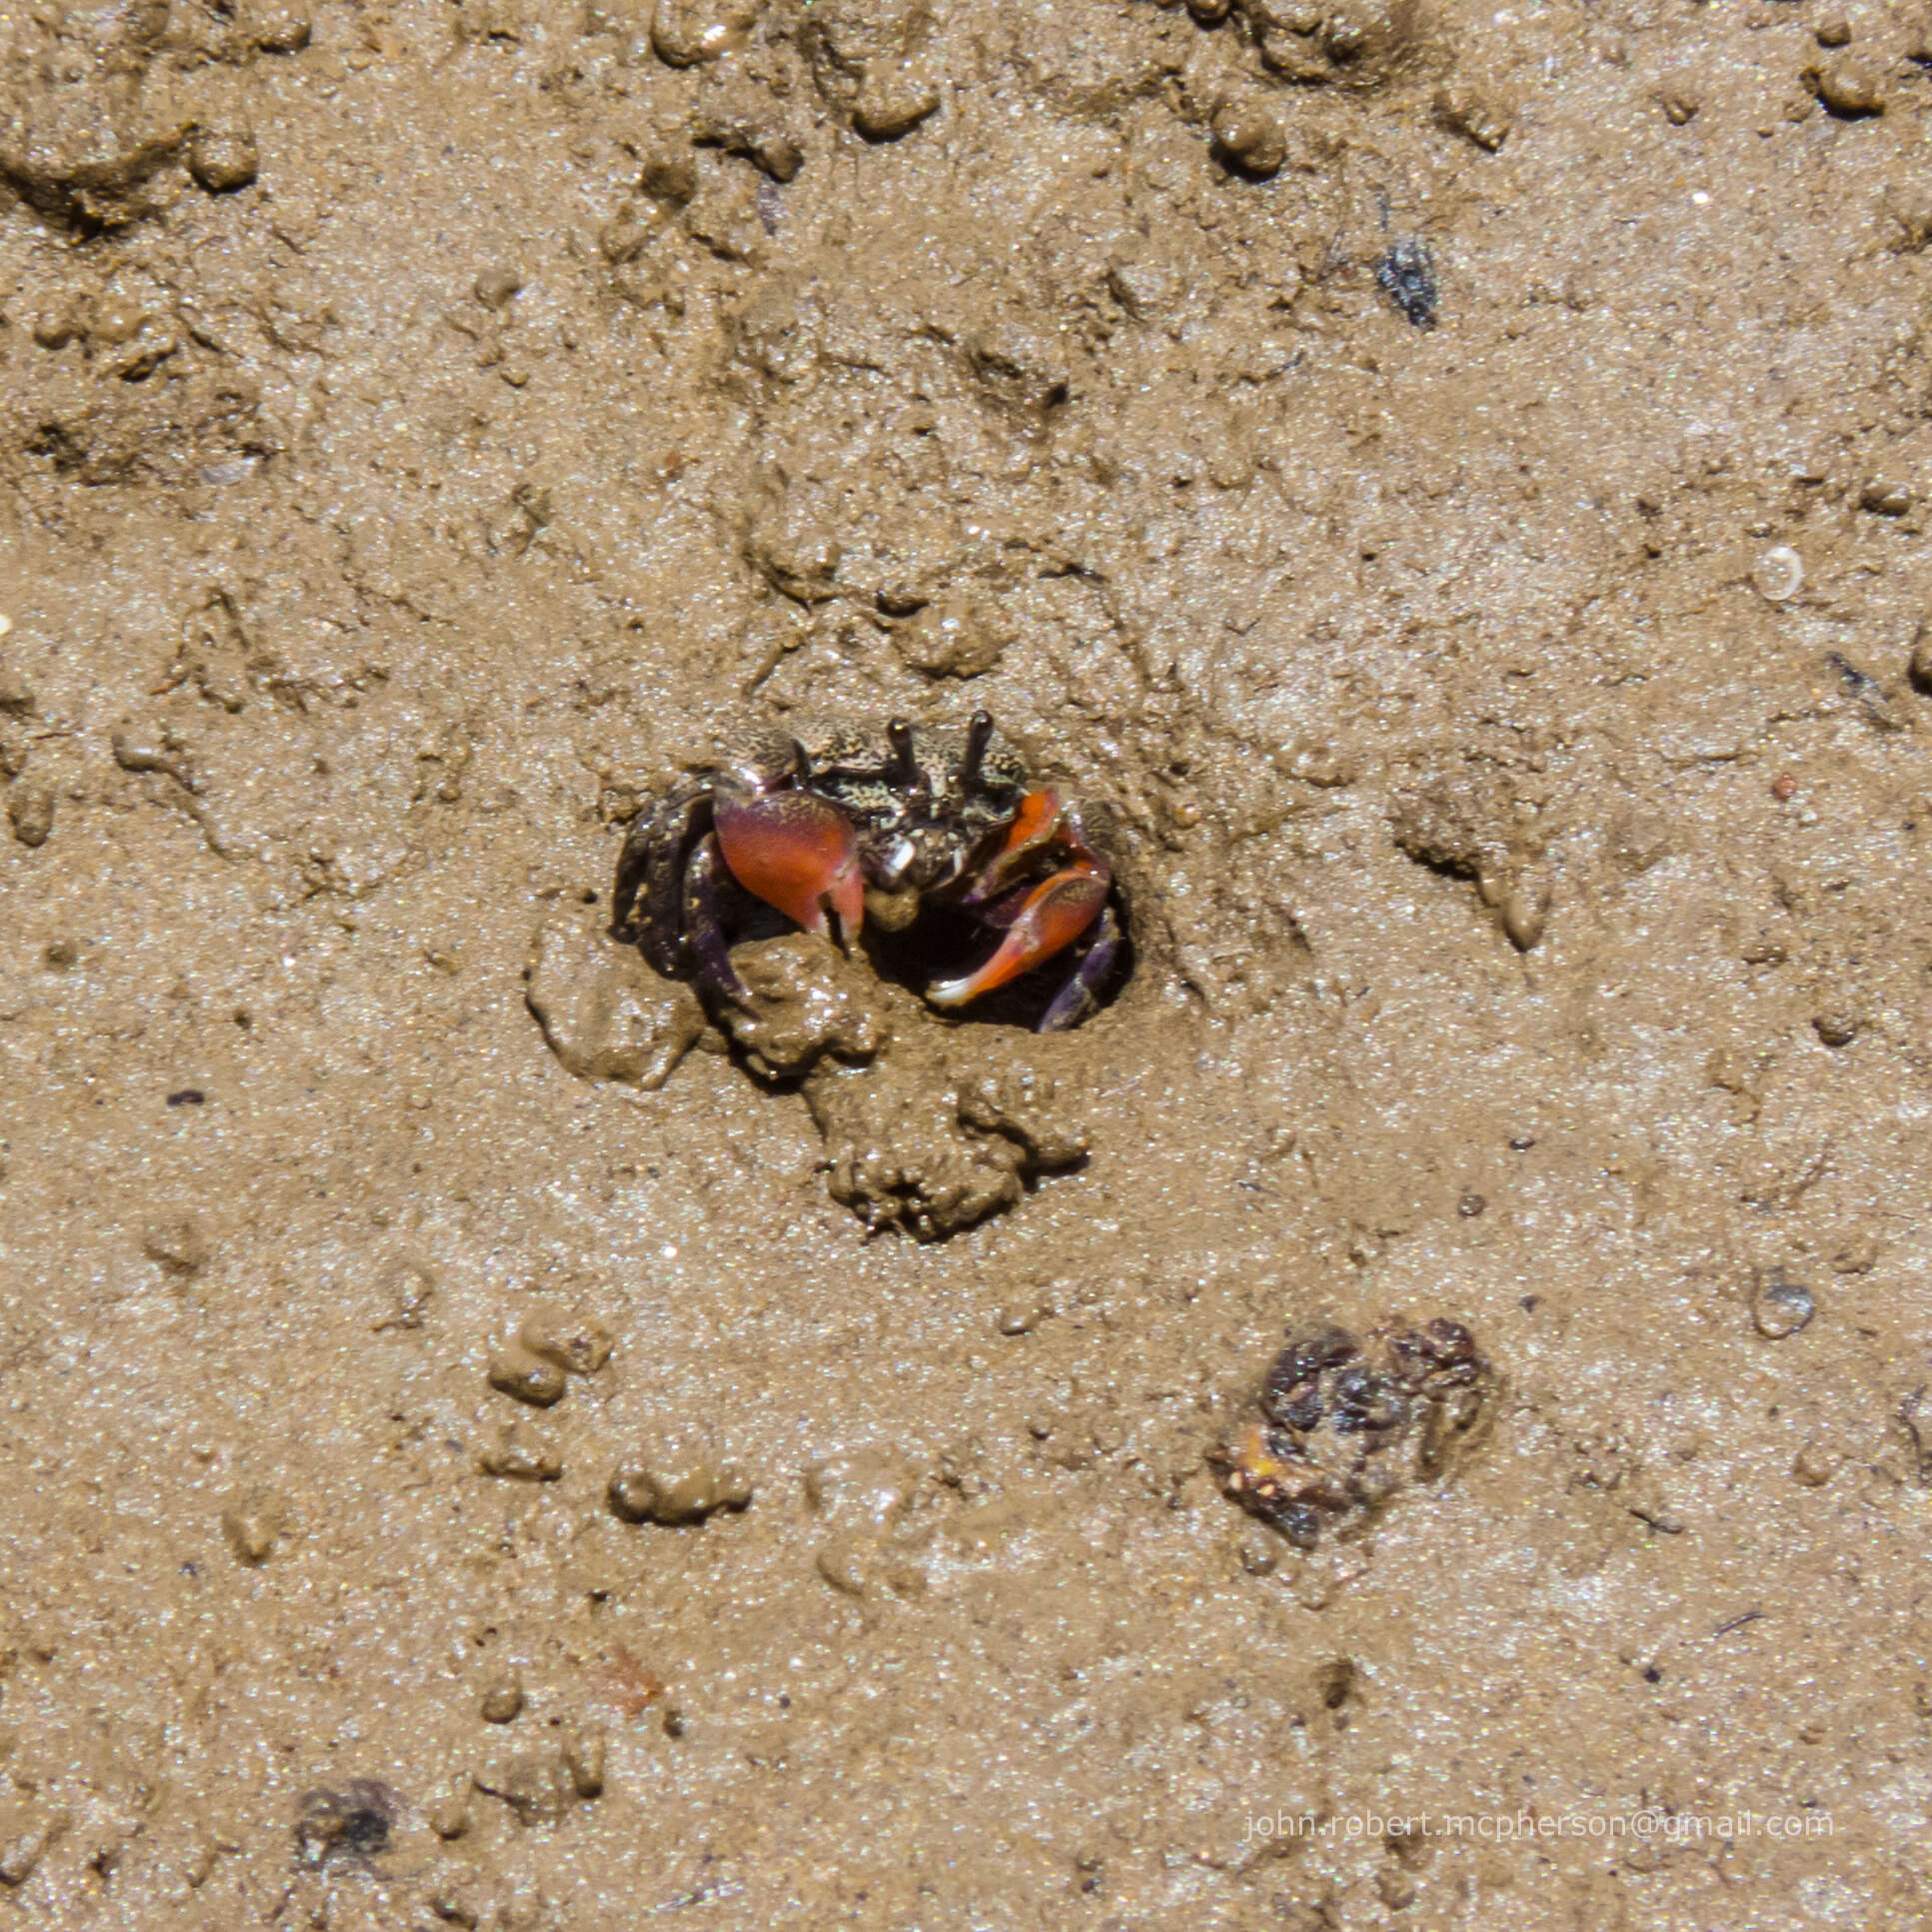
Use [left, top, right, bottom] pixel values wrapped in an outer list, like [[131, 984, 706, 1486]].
[[612, 711, 1125, 1030]]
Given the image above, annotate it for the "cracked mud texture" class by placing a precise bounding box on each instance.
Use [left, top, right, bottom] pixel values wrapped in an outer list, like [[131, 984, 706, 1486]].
[[4, 0, 1932, 1926]]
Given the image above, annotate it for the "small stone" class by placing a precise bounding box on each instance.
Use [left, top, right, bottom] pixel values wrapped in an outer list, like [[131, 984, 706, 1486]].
[[1911, 627, 1932, 693], [1210, 103, 1287, 178], [996, 1299, 1048, 1335], [474, 267, 523, 309], [9, 782, 53, 850], [1752, 545, 1804, 602], [143, 1215, 210, 1274], [1659, 73, 1700, 124], [563, 1724, 606, 1799], [1814, 53, 1884, 117], [1752, 1276, 1816, 1339], [894, 597, 1009, 679], [518, 1306, 613, 1376], [1813, 1009, 1858, 1048], [609, 1452, 752, 1525], [1792, 1440, 1842, 1486], [488, 1343, 567, 1408], [188, 127, 258, 194], [480, 1673, 525, 1723], [221, 1485, 289, 1564], [477, 1424, 564, 1482], [1815, 15, 1852, 47], [0, 665, 31, 715], [1432, 80, 1511, 151]]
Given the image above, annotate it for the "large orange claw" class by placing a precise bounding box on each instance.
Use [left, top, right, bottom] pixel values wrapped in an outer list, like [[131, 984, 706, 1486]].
[[929, 864, 1109, 1008], [714, 789, 866, 944]]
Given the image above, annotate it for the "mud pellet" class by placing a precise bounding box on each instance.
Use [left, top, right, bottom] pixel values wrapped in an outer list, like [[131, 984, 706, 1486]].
[[609, 1455, 752, 1524], [0, 1808, 69, 1886], [1752, 1277, 1816, 1338], [519, 1307, 614, 1376], [1500, 881, 1550, 951], [1813, 1009, 1858, 1048], [1816, 14, 1852, 46], [1860, 480, 1910, 517], [430, 1779, 475, 1841], [1911, 628, 1932, 693], [1210, 104, 1286, 178], [1792, 1440, 1842, 1486], [489, 1343, 567, 1407], [475, 267, 524, 309], [143, 1216, 210, 1274], [1660, 73, 1700, 124], [188, 128, 259, 193], [563, 1724, 607, 1798], [1814, 54, 1884, 116], [221, 1485, 289, 1564], [1432, 80, 1511, 151], [0, 665, 31, 714], [478, 1426, 564, 1482], [480, 1673, 525, 1723], [249, 0, 312, 51], [9, 781, 53, 849]]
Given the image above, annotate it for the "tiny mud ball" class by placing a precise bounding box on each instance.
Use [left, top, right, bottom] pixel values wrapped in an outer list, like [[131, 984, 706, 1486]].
[[612, 711, 1126, 1031]]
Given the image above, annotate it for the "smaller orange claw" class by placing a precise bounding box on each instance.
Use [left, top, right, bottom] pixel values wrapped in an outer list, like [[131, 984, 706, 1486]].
[[714, 789, 866, 944], [929, 865, 1109, 1008], [965, 787, 1060, 903]]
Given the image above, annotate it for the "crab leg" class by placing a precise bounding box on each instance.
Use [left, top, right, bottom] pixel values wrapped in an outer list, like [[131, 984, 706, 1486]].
[[682, 833, 752, 1004], [713, 787, 867, 947], [614, 785, 710, 976], [1037, 904, 1121, 1033], [928, 863, 1110, 1009]]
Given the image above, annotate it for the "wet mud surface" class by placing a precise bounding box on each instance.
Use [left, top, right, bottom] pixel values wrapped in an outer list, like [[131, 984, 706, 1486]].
[[5, 0, 1932, 1924]]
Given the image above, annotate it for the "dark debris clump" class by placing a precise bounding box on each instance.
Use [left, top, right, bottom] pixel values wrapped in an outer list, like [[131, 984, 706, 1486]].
[[294, 1780, 400, 1868], [1210, 1317, 1495, 1546], [1376, 239, 1438, 329]]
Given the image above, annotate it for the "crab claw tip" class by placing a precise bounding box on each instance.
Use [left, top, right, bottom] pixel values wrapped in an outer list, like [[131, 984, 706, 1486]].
[[929, 867, 1108, 1008]]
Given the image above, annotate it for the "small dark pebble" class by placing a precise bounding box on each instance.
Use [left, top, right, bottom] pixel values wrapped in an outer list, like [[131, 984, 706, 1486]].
[[1376, 239, 1438, 329], [1457, 1191, 1486, 1218], [167, 1088, 207, 1107], [294, 1782, 398, 1867]]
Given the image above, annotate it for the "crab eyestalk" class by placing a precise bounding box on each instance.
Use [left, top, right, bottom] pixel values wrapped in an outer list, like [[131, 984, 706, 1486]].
[[713, 787, 866, 948], [928, 861, 1111, 1009]]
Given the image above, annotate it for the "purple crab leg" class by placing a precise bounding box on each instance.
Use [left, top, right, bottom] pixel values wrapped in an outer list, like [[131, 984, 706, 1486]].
[[683, 832, 752, 1006], [1037, 905, 1121, 1033]]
